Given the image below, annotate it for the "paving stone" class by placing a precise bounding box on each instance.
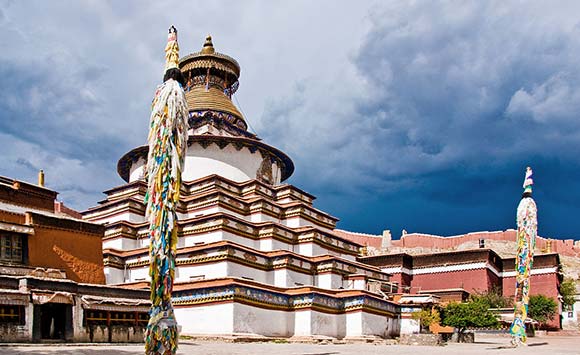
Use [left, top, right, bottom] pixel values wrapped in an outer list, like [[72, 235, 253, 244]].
[[2, 336, 579, 355]]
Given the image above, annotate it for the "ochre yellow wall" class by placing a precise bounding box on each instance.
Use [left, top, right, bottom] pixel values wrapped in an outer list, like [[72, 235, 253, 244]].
[[27, 225, 106, 284], [0, 210, 25, 224]]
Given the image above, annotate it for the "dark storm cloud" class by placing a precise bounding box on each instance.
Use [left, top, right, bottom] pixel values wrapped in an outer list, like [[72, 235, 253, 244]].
[[1, 1, 579, 238], [0, 0, 372, 211], [262, 2, 580, 238], [0, 60, 121, 160], [0, 0, 164, 206], [15, 158, 38, 171]]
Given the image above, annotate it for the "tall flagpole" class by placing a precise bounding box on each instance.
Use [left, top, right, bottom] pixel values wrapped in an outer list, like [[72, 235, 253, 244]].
[[510, 167, 537, 346], [144, 26, 189, 355]]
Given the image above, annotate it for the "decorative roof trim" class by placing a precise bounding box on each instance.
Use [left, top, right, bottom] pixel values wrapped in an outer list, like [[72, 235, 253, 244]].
[[180, 52, 241, 77], [117, 135, 294, 183]]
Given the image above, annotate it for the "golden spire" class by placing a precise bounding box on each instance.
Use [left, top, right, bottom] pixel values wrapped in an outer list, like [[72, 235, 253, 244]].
[[38, 169, 45, 187], [201, 35, 215, 54], [164, 25, 180, 73]]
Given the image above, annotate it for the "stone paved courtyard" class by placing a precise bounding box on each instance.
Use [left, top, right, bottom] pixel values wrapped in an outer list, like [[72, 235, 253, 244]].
[[2, 336, 579, 355]]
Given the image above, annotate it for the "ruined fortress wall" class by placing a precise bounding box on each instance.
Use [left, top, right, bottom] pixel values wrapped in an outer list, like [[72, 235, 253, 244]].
[[394, 231, 579, 257]]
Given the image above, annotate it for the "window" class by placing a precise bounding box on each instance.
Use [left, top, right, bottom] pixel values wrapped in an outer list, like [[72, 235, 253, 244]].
[[84, 310, 149, 327], [0, 234, 24, 263], [0, 305, 25, 325]]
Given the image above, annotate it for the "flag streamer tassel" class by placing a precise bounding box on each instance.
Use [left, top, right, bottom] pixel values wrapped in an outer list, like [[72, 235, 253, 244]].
[[144, 25, 188, 355], [509, 167, 537, 346]]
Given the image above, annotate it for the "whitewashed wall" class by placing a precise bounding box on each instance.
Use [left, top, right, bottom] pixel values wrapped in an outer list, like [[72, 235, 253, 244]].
[[294, 310, 346, 338], [316, 273, 344, 289], [400, 318, 420, 335], [233, 303, 292, 337], [175, 262, 228, 282], [128, 144, 282, 185], [104, 267, 125, 284], [175, 300, 400, 339], [181, 230, 259, 250], [176, 303, 234, 335], [227, 263, 273, 284], [562, 297, 580, 330], [273, 269, 313, 288]]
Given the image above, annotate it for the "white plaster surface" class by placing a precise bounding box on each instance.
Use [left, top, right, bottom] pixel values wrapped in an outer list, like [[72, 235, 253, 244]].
[[179, 206, 245, 221], [562, 297, 580, 329], [273, 269, 313, 288], [181, 144, 280, 184], [351, 279, 366, 290], [175, 262, 228, 282], [128, 267, 149, 282], [104, 267, 125, 284], [345, 312, 363, 337], [316, 274, 344, 289], [127, 143, 283, 185], [99, 211, 144, 225], [227, 263, 272, 284], [128, 157, 146, 182], [250, 212, 279, 224], [181, 230, 258, 250], [293, 310, 312, 336], [176, 303, 234, 335], [359, 312, 397, 338], [400, 318, 420, 335], [103, 237, 138, 251], [309, 311, 345, 338], [233, 303, 292, 337], [286, 269, 313, 287]]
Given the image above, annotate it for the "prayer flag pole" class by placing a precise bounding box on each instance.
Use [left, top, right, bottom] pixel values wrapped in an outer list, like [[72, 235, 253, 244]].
[[144, 25, 188, 355], [510, 167, 537, 346]]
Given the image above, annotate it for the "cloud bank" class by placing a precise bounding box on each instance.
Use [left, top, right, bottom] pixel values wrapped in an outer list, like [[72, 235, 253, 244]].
[[1, 1, 580, 238], [261, 2, 580, 237]]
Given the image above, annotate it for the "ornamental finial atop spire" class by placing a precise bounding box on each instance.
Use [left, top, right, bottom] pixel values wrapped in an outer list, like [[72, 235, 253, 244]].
[[164, 25, 180, 73], [523, 166, 533, 194], [201, 35, 215, 54]]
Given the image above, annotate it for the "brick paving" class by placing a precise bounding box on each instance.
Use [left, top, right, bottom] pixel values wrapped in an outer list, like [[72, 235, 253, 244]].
[[2, 336, 579, 355]]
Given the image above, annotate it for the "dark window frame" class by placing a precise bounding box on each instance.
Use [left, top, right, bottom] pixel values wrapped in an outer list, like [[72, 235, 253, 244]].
[[0, 304, 25, 325], [0, 233, 27, 264]]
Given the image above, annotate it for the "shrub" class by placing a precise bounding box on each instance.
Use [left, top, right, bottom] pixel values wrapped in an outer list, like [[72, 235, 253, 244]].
[[560, 278, 577, 309], [412, 308, 441, 332], [441, 301, 499, 333], [528, 295, 557, 329], [470, 287, 513, 309]]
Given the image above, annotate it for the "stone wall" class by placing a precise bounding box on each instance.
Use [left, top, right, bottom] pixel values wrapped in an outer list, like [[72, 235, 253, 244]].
[[399, 333, 442, 346], [338, 229, 580, 258]]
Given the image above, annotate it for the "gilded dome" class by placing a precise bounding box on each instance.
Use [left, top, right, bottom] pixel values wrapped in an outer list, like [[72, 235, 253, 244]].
[[179, 35, 246, 129]]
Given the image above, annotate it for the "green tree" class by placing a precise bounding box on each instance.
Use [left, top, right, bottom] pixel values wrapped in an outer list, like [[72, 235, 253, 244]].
[[412, 308, 441, 332], [560, 278, 577, 309], [528, 295, 557, 329], [441, 301, 499, 333], [470, 287, 513, 309]]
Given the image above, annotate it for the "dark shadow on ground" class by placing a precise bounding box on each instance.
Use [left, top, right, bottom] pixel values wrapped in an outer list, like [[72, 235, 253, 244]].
[[486, 345, 517, 350], [173, 342, 200, 346], [486, 341, 549, 350], [528, 342, 548, 347]]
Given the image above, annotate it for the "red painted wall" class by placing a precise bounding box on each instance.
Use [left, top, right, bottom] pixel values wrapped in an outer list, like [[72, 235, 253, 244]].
[[411, 268, 495, 294], [502, 272, 560, 329]]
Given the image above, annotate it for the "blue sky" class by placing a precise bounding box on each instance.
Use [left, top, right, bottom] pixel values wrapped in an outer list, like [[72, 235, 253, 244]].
[[1, 1, 580, 240]]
